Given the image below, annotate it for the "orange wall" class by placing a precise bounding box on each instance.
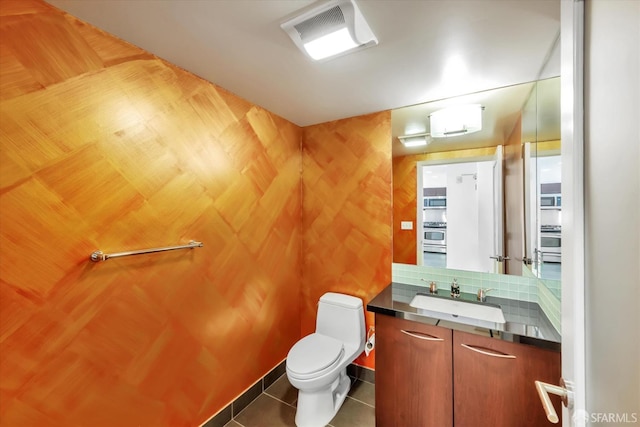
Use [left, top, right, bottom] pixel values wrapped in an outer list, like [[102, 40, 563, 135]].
[[301, 112, 392, 369], [392, 155, 418, 265], [0, 2, 302, 426]]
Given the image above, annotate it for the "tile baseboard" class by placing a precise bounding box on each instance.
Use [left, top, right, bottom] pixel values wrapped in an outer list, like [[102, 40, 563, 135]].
[[200, 359, 287, 427], [201, 361, 375, 427], [347, 363, 375, 384]]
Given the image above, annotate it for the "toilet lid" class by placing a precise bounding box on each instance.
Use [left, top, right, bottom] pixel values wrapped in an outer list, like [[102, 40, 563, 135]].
[[287, 333, 344, 377]]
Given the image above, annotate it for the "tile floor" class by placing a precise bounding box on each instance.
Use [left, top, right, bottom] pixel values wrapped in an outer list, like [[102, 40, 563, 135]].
[[223, 373, 375, 427]]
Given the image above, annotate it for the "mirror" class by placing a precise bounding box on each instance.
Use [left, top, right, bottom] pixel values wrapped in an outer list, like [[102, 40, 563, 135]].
[[522, 77, 562, 293], [391, 77, 561, 287]]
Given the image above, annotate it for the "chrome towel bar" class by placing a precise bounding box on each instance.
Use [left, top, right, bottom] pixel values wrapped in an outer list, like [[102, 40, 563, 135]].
[[90, 240, 203, 262]]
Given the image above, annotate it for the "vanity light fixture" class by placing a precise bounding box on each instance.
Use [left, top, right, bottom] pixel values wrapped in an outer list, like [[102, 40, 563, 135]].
[[280, 0, 378, 61], [429, 104, 484, 138], [398, 133, 431, 147]]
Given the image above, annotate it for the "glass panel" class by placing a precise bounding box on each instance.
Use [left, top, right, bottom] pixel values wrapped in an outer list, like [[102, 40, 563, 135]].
[[541, 236, 561, 248], [426, 231, 445, 240]]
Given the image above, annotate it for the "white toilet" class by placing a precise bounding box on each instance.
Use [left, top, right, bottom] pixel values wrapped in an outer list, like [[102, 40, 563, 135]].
[[286, 292, 365, 427]]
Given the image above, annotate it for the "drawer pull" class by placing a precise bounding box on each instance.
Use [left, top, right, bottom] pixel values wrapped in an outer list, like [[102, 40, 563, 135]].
[[400, 329, 444, 341], [461, 343, 516, 359]]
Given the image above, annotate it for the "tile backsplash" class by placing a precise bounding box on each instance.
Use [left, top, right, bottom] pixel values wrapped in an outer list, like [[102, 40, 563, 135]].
[[392, 263, 539, 302], [391, 263, 561, 333], [537, 280, 561, 333]]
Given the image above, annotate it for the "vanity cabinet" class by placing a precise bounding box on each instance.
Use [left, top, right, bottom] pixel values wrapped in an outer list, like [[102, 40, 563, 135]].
[[453, 330, 561, 427], [375, 314, 453, 427], [375, 314, 562, 427]]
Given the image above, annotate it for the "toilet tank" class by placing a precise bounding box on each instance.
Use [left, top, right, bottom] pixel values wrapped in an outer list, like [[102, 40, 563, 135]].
[[316, 293, 365, 348]]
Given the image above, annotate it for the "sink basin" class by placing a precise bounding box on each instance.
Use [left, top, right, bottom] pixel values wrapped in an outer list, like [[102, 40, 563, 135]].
[[410, 294, 506, 328]]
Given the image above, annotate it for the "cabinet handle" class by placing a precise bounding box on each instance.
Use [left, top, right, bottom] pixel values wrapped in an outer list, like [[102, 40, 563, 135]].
[[400, 329, 444, 341], [460, 343, 516, 359]]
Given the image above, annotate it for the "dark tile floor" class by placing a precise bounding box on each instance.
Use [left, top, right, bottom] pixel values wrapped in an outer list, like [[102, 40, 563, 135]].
[[224, 373, 375, 427]]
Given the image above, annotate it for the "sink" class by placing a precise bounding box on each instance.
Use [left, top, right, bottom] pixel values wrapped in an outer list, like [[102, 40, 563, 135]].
[[410, 294, 506, 328]]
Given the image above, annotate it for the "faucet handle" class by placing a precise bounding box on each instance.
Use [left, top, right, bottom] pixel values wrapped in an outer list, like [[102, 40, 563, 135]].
[[421, 278, 438, 294], [477, 288, 494, 302]]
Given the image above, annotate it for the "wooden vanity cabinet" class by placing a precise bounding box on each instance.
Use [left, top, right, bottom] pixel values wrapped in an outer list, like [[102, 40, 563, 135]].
[[375, 315, 562, 427], [375, 313, 453, 427], [453, 330, 562, 427]]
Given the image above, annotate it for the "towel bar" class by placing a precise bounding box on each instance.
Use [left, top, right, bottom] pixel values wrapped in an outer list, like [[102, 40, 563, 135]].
[[90, 240, 203, 262]]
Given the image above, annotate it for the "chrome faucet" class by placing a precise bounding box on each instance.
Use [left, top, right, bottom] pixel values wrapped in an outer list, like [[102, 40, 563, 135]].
[[477, 288, 494, 302], [421, 278, 439, 294], [430, 281, 438, 294]]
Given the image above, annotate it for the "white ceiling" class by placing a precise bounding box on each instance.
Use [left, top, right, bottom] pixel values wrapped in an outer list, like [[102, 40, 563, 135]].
[[46, 0, 561, 128]]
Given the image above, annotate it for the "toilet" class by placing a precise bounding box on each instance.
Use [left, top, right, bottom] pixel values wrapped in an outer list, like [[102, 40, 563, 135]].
[[286, 292, 365, 427]]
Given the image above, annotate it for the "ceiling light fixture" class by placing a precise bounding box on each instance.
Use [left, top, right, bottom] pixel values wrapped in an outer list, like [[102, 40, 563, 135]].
[[281, 0, 378, 61], [398, 133, 431, 148], [429, 104, 484, 138]]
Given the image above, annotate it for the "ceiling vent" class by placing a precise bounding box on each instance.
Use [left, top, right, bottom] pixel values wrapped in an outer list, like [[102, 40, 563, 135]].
[[281, 0, 378, 61]]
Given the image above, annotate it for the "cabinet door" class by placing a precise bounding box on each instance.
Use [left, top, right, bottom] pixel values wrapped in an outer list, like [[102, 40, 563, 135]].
[[453, 330, 562, 427], [375, 314, 453, 427]]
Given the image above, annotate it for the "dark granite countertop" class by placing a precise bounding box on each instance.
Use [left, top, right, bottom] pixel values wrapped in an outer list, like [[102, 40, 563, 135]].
[[367, 282, 561, 351]]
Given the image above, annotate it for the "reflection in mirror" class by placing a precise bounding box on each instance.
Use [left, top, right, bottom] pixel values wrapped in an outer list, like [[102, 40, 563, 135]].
[[392, 77, 561, 290], [419, 151, 504, 274], [526, 144, 562, 302], [521, 77, 562, 296], [392, 82, 534, 268]]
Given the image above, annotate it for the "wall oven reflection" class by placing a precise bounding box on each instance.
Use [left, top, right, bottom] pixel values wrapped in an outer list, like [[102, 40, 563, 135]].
[[423, 222, 447, 253], [539, 225, 561, 263]]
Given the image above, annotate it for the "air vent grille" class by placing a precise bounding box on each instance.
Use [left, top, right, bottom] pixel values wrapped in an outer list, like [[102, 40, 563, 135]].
[[293, 6, 346, 42]]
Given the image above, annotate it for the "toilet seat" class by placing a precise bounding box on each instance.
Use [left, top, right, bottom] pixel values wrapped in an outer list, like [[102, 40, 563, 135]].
[[287, 333, 344, 380]]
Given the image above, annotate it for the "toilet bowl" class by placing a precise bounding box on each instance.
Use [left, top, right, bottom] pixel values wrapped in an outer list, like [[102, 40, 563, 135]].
[[286, 292, 365, 427]]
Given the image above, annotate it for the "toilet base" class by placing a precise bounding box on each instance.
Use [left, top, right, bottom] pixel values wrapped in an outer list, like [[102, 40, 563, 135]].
[[294, 369, 351, 427]]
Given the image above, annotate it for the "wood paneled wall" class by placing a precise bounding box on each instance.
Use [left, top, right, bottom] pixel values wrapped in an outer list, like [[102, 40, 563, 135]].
[[301, 112, 392, 369], [392, 155, 419, 265], [0, 2, 302, 426], [393, 147, 498, 265]]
